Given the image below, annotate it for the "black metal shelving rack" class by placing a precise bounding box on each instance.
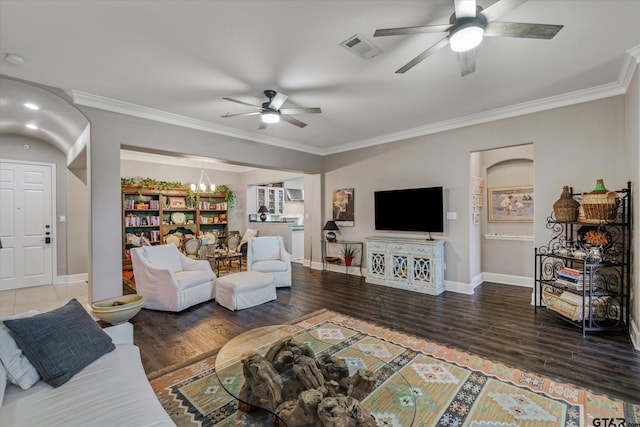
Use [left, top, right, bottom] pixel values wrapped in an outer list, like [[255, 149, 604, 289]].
[[534, 181, 631, 336]]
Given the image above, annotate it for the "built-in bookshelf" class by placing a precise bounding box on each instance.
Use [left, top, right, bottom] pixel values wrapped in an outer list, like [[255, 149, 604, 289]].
[[121, 186, 228, 260]]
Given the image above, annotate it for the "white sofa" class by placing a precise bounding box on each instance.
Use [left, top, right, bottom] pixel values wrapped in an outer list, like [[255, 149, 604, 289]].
[[131, 244, 216, 312], [1, 322, 175, 427], [246, 236, 292, 287]]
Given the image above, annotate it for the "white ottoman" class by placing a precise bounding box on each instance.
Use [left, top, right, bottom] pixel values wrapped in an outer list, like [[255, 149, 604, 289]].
[[215, 271, 277, 311]]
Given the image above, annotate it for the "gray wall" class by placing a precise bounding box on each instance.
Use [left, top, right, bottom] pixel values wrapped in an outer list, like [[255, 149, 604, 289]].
[[624, 66, 639, 345], [321, 96, 628, 292], [480, 145, 534, 282]]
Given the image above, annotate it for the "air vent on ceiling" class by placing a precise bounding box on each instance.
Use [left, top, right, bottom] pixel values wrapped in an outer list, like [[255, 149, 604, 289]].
[[339, 33, 382, 60]]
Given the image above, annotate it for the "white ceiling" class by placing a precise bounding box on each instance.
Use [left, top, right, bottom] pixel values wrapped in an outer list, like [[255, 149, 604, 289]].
[[1, 0, 639, 159]]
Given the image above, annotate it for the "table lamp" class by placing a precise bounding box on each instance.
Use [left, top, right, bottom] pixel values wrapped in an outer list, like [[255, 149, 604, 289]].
[[323, 220, 339, 242], [258, 205, 269, 222]]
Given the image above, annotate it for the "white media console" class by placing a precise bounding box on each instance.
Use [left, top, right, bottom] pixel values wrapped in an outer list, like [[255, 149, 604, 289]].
[[365, 236, 445, 295]]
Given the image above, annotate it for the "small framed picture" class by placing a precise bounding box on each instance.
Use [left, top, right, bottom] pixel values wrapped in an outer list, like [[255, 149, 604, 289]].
[[248, 214, 257, 221], [168, 196, 187, 209]]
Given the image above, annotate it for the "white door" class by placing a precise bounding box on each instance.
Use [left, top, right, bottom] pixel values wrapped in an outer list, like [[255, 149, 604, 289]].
[[0, 161, 54, 290]]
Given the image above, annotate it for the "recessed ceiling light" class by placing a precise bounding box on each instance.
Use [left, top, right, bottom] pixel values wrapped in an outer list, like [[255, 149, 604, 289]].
[[24, 103, 39, 110], [4, 53, 25, 65], [25, 124, 39, 130]]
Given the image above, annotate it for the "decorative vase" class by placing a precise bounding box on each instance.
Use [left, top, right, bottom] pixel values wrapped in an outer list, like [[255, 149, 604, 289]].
[[553, 186, 579, 222]]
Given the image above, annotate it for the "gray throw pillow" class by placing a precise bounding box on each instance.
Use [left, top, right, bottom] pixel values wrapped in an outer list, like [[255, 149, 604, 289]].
[[3, 298, 115, 388]]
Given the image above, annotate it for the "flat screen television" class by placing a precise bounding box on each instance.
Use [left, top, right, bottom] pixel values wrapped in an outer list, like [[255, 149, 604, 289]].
[[374, 186, 444, 236]]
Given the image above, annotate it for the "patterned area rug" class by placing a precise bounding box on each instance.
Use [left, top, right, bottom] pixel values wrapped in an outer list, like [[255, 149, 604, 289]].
[[150, 309, 639, 426]]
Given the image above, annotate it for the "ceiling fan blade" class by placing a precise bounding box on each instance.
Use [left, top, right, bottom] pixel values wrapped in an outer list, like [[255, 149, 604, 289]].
[[268, 92, 288, 110], [281, 115, 307, 128], [480, 0, 528, 22], [396, 35, 450, 73], [222, 97, 262, 109], [459, 49, 476, 77], [221, 111, 262, 118], [484, 21, 563, 39], [374, 24, 452, 37], [279, 107, 322, 115], [454, 0, 477, 18]]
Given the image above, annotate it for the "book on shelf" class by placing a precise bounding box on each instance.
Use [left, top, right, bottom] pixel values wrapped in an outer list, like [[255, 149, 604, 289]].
[[555, 278, 583, 290], [559, 266, 581, 277], [557, 270, 580, 282]]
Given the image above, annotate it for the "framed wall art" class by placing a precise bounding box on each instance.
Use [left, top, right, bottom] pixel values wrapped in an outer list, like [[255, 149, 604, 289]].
[[333, 188, 354, 227], [488, 185, 534, 222], [168, 196, 187, 209]]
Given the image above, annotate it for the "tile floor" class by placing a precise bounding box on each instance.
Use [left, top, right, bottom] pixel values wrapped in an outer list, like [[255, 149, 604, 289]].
[[0, 281, 88, 317]]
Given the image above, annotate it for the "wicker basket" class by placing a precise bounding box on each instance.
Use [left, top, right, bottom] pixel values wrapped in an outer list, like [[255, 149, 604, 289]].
[[579, 179, 619, 224], [542, 289, 607, 322], [135, 203, 149, 210], [553, 186, 579, 222], [580, 191, 619, 223]]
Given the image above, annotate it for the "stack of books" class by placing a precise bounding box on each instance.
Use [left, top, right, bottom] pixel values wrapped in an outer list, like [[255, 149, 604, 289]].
[[555, 267, 584, 290]]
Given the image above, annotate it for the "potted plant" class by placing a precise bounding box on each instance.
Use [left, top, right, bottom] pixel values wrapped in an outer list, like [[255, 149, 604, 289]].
[[216, 184, 235, 210], [340, 246, 357, 266]]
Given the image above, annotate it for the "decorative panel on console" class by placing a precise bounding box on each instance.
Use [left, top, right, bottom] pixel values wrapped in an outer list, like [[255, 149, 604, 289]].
[[365, 237, 445, 295]]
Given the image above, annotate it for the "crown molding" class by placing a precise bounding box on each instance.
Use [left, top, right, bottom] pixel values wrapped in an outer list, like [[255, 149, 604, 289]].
[[71, 91, 325, 156], [328, 80, 625, 155], [73, 46, 639, 157]]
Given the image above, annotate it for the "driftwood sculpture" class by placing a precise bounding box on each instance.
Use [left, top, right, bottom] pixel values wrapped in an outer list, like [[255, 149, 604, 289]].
[[238, 339, 377, 427]]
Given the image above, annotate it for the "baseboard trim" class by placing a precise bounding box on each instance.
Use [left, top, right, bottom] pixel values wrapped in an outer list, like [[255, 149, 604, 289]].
[[445, 280, 476, 295], [482, 272, 533, 288], [54, 273, 88, 284]]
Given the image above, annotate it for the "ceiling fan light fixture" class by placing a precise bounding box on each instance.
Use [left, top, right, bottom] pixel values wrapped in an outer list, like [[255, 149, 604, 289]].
[[450, 23, 484, 52], [261, 110, 280, 124]]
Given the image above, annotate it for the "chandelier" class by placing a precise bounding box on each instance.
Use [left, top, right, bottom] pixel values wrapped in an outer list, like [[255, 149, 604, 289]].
[[190, 167, 216, 193]]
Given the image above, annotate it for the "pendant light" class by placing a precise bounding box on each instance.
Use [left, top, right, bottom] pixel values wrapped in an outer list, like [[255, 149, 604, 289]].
[[190, 166, 216, 193]]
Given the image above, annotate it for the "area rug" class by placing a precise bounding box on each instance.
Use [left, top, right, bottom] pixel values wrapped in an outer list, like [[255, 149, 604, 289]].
[[150, 309, 639, 426]]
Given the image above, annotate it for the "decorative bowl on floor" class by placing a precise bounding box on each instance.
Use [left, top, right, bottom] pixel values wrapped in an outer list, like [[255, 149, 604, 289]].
[[91, 294, 144, 325]]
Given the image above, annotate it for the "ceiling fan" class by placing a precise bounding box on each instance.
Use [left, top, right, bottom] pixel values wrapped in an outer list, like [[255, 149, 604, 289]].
[[221, 89, 322, 129], [374, 0, 563, 76]]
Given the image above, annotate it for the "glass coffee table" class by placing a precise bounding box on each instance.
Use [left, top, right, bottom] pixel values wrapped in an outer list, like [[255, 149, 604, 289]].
[[214, 324, 416, 426]]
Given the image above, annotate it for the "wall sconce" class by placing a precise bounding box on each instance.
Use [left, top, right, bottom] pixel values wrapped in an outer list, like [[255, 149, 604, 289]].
[[323, 220, 340, 242]]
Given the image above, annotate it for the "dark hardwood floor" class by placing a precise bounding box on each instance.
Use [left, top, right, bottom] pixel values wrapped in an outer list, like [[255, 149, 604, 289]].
[[129, 263, 640, 404]]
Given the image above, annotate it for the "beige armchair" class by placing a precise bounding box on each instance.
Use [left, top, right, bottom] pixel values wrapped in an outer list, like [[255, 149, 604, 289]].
[[246, 236, 291, 287], [130, 244, 216, 312]]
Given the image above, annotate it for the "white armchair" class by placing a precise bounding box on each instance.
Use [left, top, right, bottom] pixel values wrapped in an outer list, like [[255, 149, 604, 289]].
[[246, 236, 292, 287], [130, 244, 216, 312]]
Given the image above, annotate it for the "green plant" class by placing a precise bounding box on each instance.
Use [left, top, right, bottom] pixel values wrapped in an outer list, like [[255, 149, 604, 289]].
[[186, 189, 198, 208], [120, 177, 136, 186], [216, 184, 235, 210], [156, 180, 177, 192], [340, 246, 357, 259], [138, 177, 158, 188]]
